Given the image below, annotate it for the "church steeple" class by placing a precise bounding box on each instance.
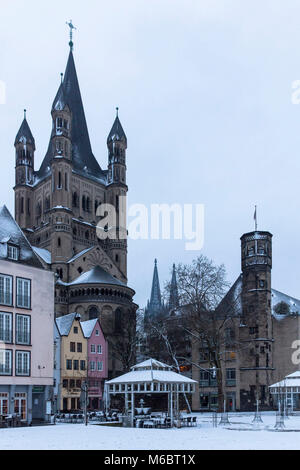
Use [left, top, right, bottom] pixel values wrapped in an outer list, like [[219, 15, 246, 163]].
[[148, 259, 162, 314], [38, 49, 104, 180], [107, 109, 127, 185], [169, 263, 179, 310], [15, 111, 35, 186]]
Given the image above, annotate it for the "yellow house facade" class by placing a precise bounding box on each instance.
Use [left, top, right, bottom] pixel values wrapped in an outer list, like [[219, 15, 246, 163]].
[[56, 313, 88, 411]]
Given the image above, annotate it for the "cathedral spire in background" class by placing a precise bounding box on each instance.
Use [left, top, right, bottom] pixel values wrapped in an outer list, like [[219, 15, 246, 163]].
[[148, 259, 162, 314], [169, 263, 179, 310]]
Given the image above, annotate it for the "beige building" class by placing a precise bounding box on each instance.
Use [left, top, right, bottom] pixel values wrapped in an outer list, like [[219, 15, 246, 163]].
[[56, 313, 88, 411]]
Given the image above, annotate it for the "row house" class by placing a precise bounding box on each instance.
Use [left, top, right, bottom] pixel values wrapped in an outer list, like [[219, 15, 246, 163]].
[[55, 313, 107, 411], [0, 206, 55, 424]]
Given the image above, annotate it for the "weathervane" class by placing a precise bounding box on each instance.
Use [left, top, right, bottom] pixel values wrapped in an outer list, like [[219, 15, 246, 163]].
[[66, 20, 77, 51]]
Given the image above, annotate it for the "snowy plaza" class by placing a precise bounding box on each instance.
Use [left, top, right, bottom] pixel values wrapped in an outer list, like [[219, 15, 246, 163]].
[[1, 412, 300, 450]]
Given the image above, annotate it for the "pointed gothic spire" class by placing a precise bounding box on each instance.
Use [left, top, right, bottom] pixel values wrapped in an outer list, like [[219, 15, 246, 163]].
[[107, 110, 127, 144], [38, 50, 103, 180], [169, 263, 179, 310], [148, 258, 162, 314], [15, 111, 35, 149]]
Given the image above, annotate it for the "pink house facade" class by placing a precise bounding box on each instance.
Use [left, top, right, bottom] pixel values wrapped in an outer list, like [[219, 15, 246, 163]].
[[81, 319, 108, 410], [0, 206, 55, 424]]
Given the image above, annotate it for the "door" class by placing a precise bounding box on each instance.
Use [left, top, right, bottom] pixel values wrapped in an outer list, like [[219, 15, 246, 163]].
[[14, 393, 27, 420]]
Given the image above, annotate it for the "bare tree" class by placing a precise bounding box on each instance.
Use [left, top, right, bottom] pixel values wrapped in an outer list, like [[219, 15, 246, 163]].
[[108, 309, 141, 373]]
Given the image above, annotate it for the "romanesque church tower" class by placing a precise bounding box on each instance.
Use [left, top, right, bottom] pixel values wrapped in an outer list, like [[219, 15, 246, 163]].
[[239, 230, 274, 409], [14, 40, 137, 377]]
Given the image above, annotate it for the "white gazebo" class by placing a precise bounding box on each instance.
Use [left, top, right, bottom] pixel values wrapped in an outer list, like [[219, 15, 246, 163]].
[[269, 370, 300, 411], [105, 358, 196, 427]]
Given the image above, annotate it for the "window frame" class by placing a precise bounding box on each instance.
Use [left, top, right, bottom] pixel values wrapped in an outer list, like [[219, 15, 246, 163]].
[[15, 314, 31, 346], [0, 274, 13, 307], [7, 245, 19, 261], [0, 311, 13, 344], [15, 350, 31, 377], [0, 349, 13, 376], [16, 277, 31, 310]]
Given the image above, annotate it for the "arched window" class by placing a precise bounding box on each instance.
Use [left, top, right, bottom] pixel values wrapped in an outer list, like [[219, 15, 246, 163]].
[[57, 237, 61, 248], [86, 197, 91, 213], [58, 171, 62, 189], [20, 197, 24, 214], [115, 308, 122, 333], [65, 173, 68, 191], [82, 196, 86, 211], [88, 306, 99, 320]]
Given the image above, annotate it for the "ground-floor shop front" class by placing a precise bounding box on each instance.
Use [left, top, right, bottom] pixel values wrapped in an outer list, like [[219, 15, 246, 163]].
[[0, 384, 52, 424]]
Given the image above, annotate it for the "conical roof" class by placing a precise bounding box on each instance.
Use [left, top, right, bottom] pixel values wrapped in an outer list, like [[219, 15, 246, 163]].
[[15, 117, 35, 149], [149, 259, 162, 313], [107, 115, 127, 144]]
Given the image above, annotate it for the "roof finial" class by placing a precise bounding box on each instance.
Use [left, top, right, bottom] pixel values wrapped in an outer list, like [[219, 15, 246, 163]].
[[66, 20, 76, 51], [254, 205, 258, 232], [24, 109, 27, 120], [116, 107, 119, 117]]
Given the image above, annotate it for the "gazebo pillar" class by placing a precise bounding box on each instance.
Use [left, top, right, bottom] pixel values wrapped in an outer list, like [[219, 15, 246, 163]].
[[131, 391, 135, 428], [170, 388, 173, 427]]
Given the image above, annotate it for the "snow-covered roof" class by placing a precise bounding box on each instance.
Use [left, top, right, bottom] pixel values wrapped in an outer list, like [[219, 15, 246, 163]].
[[32, 246, 52, 264], [270, 370, 300, 389], [271, 289, 300, 318], [80, 319, 98, 338], [0, 206, 43, 269], [64, 265, 127, 287], [131, 359, 173, 371], [56, 312, 80, 336], [68, 247, 93, 264], [106, 369, 197, 385], [106, 358, 196, 385], [218, 275, 300, 320]]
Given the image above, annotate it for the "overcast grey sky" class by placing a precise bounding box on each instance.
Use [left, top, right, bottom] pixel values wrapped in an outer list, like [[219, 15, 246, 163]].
[[1, 0, 300, 308]]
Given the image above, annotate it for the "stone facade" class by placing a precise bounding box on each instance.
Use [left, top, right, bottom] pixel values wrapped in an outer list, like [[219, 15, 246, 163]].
[[191, 230, 300, 412], [13, 46, 137, 378]]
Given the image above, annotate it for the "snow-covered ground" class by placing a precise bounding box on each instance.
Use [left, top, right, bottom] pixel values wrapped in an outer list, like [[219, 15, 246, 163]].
[[1, 412, 300, 450]]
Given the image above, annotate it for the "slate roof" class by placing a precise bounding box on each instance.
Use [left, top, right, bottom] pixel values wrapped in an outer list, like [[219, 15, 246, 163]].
[[0, 206, 43, 269], [107, 115, 127, 144], [32, 246, 52, 265], [37, 51, 106, 183], [217, 274, 300, 320], [62, 265, 127, 287], [15, 118, 35, 149]]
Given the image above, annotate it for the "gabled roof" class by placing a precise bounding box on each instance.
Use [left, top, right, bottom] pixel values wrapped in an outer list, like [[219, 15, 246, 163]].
[[15, 117, 35, 149], [217, 274, 300, 320], [37, 50, 105, 183], [55, 312, 80, 336], [0, 206, 43, 269], [271, 289, 300, 318], [80, 319, 98, 338], [32, 246, 52, 265], [107, 115, 127, 144]]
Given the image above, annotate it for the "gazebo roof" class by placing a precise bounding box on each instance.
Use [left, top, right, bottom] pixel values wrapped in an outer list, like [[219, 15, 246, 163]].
[[270, 370, 300, 388], [106, 358, 196, 385], [131, 359, 173, 371]]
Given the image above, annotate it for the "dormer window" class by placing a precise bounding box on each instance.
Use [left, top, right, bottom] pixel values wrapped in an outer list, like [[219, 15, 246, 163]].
[[7, 245, 19, 261]]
